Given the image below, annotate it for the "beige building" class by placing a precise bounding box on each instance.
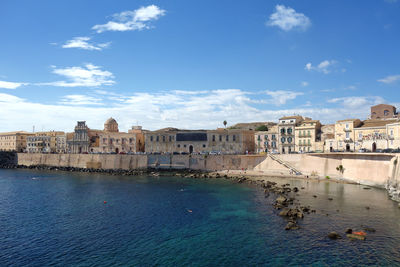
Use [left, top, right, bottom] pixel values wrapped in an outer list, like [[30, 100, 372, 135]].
[[387, 122, 400, 150], [255, 126, 278, 153], [67, 118, 145, 154], [277, 116, 304, 154], [145, 128, 255, 154], [353, 120, 396, 152], [295, 120, 322, 153], [371, 104, 398, 120], [0, 131, 33, 152], [331, 119, 362, 152], [27, 131, 65, 153]]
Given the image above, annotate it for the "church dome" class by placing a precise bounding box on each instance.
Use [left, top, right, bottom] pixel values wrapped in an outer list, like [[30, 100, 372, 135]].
[[104, 117, 119, 132]]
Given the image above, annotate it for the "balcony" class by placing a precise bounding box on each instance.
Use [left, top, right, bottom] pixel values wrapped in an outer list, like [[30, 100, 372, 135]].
[[388, 136, 394, 140], [343, 128, 352, 132], [344, 138, 353, 143], [298, 134, 312, 137]]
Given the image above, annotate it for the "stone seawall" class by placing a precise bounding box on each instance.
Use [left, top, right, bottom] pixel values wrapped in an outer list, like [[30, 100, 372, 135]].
[[16, 153, 267, 171]]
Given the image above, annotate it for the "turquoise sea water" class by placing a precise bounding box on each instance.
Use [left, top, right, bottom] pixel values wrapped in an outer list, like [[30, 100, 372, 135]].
[[1, 169, 400, 266]]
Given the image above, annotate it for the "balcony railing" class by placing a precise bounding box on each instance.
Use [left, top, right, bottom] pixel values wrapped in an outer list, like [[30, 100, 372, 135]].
[[298, 134, 312, 137], [343, 128, 352, 132], [344, 138, 353, 143]]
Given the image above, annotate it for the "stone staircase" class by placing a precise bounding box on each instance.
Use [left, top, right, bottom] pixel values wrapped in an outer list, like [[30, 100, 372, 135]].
[[268, 153, 302, 175]]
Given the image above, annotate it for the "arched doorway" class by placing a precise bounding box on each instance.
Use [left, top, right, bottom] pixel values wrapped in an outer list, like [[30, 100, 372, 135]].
[[346, 144, 350, 152], [330, 146, 333, 152], [78, 147, 82, 154], [189, 145, 193, 154], [115, 148, 119, 154], [372, 142, 377, 152]]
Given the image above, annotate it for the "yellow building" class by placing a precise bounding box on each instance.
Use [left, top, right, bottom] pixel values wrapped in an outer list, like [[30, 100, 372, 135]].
[[387, 122, 400, 150], [27, 131, 65, 153], [353, 120, 396, 152], [295, 120, 322, 153], [333, 119, 362, 152], [0, 131, 33, 152]]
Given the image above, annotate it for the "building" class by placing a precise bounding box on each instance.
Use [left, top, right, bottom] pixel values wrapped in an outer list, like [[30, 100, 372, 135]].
[[295, 120, 322, 153], [67, 121, 90, 153], [0, 131, 33, 152], [371, 104, 398, 120], [67, 118, 145, 154], [255, 126, 278, 153], [27, 131, 65, 153], [331, 119, 362, 152], [56, 134, 68, 153], [353, 120, 397, 152], [144, 128, 255, 154], [387, 122, 400, 150], [277, 116, 304, 154]]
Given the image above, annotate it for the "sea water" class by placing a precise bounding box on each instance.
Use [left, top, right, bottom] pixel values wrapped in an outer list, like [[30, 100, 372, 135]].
[[0, 169, 400, 266]]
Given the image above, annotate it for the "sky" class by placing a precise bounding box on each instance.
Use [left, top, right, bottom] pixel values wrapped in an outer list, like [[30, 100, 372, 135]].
[[0, 0, 399, 132]]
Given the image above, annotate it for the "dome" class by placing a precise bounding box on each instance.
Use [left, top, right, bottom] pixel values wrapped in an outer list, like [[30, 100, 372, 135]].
[[105, 118, 117, 125], [104, 118, 119, 132]]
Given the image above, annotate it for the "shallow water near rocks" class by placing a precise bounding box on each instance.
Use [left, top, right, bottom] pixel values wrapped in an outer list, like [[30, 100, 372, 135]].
[[1, 169, 400, 266]]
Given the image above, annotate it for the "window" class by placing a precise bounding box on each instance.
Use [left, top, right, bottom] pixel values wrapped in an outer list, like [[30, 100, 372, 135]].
[[184, 145, 187, 148], [258, 135, 261, 141], [391, 130, 394, 136], [150, 136, 153, 142], [203, 144, 206, 148], [156, 136, 159, 142], [281, 128, 286, 134], [162, 136, 166, 142], [299, 140, 302, 145], [177, 144, 180, 148], [290, 120, 294, 123], [287, 137, 292, 143], [264, 135, 268, 140], [219, 135, 222, 142], [272, 134, 276, 140], [226, 135, 229, 142], [281, 137, 286, 143], [359, 133, 362, 139], [384, 110, 389, 116], [212, 135, 215, 142], [345, 123, 349, 129], [308, 139, 311, 145], [287, 128, 292, 134], [307, 130, 310, 136], [346, 132, 350, 139], [233, 135, 236, 142]]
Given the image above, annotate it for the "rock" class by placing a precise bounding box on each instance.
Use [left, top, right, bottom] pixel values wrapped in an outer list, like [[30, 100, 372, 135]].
[[285, 221, 299, 230], [345, 228, 353, 234], [347, 234, 366, 240], [363, 227, 376, 232], [328, 198, 333, 201], [275, 195, 287, 204], [293, 187, 299, 192], [365, 206, 370, 210], [279, 208, 290, 217], [328, 232, 341, 239], [313, 195, 317, 198]]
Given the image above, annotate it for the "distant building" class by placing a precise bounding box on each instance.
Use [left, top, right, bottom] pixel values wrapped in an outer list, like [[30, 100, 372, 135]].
[[67, 118, 144, 154], [27, 131, 65, 153], [255, 126, 278, 153], [67, 121, 90, 153], [332, 119, 362, 152], [0, 131, 33, 152], [353, 119, 397, 152], [295, 120, 322, 153], [144, 128, 255, 154], [371, 104, 398, 120], [277, 116, 304, 154]]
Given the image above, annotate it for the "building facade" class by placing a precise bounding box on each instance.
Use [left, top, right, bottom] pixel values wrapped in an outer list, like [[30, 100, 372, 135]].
[[27, 131, 65, 153], [144, 128, 255, 154], [277, 116, 304, 154], [255, 126, 278, 153], [332, 119, 362, 152], [295, 120, 322, 153], [67, 121, 90, 154], [0, 131, 33, 152], [371, 104, 398, 120]]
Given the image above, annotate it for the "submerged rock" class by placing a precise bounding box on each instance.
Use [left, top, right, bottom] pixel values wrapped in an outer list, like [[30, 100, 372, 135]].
[[285, 221, 299, 230], [345, 228, 353, 234], [328, 232, 341, 240], [347, 234, 366, 240]]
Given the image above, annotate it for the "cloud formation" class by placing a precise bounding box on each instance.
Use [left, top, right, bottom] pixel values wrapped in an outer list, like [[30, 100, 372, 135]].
[[305, 60, 337, 74], [267, 5, 311, 31], [43, 64, 115, 87], [62, 37, 110, 51], [93, 5, 166, 33], [0, 80, 28, 89], [266, 90, 304, 106], [60, 95, 103, 106], [378, 74, 400, 84]]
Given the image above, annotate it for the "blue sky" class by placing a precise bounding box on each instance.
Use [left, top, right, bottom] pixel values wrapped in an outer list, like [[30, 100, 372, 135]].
[[0, 0, 399, 132]]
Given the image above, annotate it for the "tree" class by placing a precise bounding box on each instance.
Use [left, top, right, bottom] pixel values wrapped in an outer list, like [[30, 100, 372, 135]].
[[223, 120, 227, 128], [255, 125, 268, 131]]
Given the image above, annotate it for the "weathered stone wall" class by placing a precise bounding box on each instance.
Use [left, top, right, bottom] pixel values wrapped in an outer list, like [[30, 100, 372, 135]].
[[16, 153, 266, 171]]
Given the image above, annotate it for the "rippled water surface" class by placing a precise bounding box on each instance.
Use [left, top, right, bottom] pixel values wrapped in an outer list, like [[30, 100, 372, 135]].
[[1, 169, 400, 266]]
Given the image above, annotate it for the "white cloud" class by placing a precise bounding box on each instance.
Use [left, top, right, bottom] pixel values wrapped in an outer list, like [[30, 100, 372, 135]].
[[93, 5, 166, 33], [0, 90, 386, 132], [60, 95, 103, 106], [301, 81, 309, 87], [305, 60, 336, 74], [42, 63, 115, 87], [266, 90, 304, 106], [0, 80, 28, 89], [62, 37, 111, 51], [267, 5, 311, 31], [378, 74, 400, 84], [328, 96, 384, 110]]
